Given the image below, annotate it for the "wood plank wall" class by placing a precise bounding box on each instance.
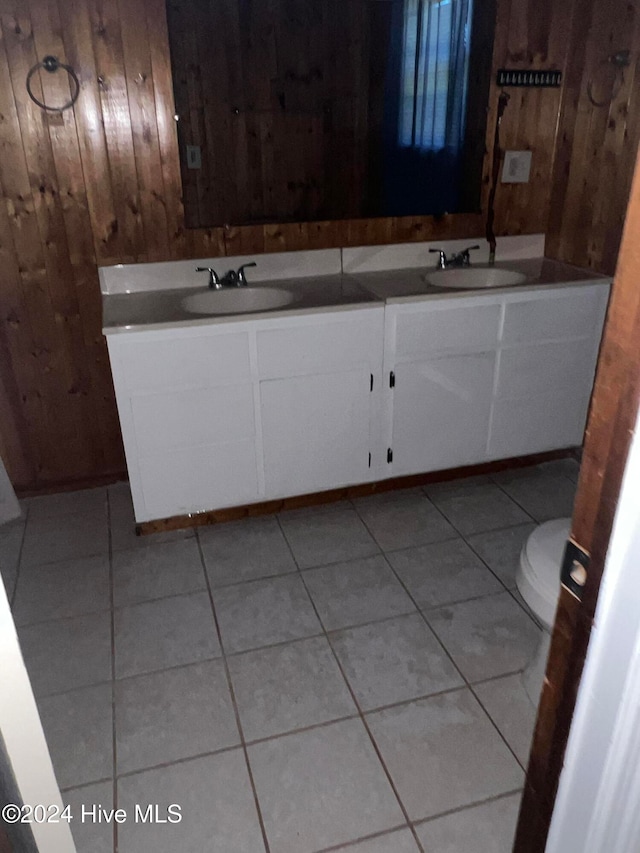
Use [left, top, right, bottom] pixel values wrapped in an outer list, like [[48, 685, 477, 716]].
[[0, 0, 636, 491], [546, 0, 640, 275]]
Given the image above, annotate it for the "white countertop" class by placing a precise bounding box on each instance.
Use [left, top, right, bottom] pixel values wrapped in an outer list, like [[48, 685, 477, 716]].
[[101, 239, 610, 335]]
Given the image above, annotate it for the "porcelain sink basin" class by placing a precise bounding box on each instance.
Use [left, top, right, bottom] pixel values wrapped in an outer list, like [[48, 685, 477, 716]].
[[424, 267, 528, 290], [182, 287, 296, 315]]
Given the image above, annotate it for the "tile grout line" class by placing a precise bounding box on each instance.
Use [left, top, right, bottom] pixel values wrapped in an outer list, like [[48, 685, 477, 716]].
[[275, 516, 428, 853], [457, 533, 545, 630], [351, 506, 531, 780], [490, 473, 577, 529], [365, 488, 543, 631], [79, 678, 505, 786], [13, 504, 539, 631], [411, 786, 525, 832], [194, 529, 272, 853], [311, 822, 413, 852], [106, 489, 119, 853], [469, 686, 531, 772], [423, 487, 538, 535], [14, 551, 537, 651]]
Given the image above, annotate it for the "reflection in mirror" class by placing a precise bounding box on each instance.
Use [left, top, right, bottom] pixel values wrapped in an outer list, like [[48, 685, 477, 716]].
[[166, 0, 496, 229]]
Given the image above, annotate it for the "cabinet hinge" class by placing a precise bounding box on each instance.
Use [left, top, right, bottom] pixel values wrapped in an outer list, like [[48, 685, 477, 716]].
[[387, 448, 393, 463], [389, 371, 395, 388], [368, 452, 372, 468], [370, 374, 373, 392]]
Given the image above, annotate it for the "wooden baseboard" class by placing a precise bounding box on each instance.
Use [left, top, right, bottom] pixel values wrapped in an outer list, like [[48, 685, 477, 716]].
[[136, 448, 578, 536], [15, 471, 128, 499]]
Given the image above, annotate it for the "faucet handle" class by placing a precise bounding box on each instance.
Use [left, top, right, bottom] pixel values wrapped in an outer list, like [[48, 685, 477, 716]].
[[460, 245, 480, 265], [428, 249, 447, 269], [196, 266, 220, 289], [237, 262, 257, 285]]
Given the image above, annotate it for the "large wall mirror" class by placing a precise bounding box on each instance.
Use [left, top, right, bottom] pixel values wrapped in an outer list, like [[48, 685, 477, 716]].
[[166, 0, 497, 229]]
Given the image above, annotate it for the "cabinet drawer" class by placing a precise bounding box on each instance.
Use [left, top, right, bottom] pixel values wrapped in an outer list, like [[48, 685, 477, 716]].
[[256, 310, 382, 379], [115, 331, 252, 394], [130, 385, 256, 455], [502, 286, 608, 346], [393, 301, 502, 359]]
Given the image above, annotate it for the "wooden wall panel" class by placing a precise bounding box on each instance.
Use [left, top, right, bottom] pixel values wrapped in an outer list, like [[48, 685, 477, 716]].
[[545, 0, 640, 275], [0, 0, 636, 491], [480, 0, 575, 235]]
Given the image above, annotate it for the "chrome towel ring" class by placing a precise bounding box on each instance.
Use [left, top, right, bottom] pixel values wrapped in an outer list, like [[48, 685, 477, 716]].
[[26, 55, 80, 112]]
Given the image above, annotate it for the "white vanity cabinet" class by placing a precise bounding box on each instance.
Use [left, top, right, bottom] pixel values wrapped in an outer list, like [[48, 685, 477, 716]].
[[107, 305, 384, 522], [383, 282, 609, 478], [107, 279, 608, 524]]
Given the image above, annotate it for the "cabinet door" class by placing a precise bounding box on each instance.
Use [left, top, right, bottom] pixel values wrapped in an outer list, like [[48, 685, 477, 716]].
[[391, 352, 496, 477], [488, 285, 609, 459], [108, 326, 261, 522], [260, 369, 373, 498], [132, 384, 260, 520]]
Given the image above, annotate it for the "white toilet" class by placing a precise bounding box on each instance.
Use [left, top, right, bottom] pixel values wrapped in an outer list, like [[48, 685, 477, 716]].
[[516, 517, 570, 703]]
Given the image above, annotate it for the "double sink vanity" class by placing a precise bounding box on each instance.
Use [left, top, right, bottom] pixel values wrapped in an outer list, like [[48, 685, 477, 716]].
[[101, 236, 610, 525]]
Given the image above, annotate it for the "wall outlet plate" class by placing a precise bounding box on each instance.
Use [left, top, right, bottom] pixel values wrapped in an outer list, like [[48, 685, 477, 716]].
[[502, 150, 532, 183], [186, 144, 202, 170]]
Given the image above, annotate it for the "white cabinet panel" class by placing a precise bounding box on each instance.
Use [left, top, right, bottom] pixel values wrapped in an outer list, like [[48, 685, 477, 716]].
[[496, 338, 597, 400], [489, 285, 607, 459], [138, 441, 259, 520], [392, 352, 496, 476], [394, 300, 501, 358], [502, 286, 606, 345], [260, 370, 373, 498], [488, 385, 590, 459], [256, 309, 382, 379], [117, 331, 252, 393], [130, 385, 255, 454]]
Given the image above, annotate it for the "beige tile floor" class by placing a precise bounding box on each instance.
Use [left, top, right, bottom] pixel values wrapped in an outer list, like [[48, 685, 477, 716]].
[[0, 459, 580, 853]]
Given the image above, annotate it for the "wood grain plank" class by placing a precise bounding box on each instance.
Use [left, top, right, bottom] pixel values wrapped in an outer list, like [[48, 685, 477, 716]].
[[56, 0, 121, 262], [546, 0, 637, 275], [0, 3, 96, 480], [87, 0, 145, 263], [146, 0, 185, 257], [29, 0, 124, 473], [116, 0, 170, 262]]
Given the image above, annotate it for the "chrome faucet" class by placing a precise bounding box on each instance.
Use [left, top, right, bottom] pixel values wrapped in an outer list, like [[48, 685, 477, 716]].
[[195, 266, 221, 289], [196, 261, 257, 289], [429, 245, 480, 269]]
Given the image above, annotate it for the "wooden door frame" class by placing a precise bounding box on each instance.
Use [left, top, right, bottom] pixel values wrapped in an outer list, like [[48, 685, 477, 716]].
[[513, 147, 640, 850]]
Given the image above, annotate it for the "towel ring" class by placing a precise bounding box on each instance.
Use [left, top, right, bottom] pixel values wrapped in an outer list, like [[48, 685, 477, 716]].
[[26, 55, 80, 112], [587, 50, 631, 108]]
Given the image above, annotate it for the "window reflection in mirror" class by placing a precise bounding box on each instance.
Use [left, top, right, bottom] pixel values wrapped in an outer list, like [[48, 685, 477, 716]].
[[166, 0, 496, 229]]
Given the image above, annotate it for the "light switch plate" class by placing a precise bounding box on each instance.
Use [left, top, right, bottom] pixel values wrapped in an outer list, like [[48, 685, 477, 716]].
[[502, 150, 532, 183], [186, 144, 202, 170]]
